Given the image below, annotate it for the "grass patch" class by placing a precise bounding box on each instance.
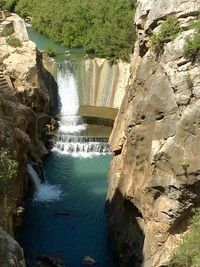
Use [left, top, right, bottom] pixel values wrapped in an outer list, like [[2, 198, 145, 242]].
[[149, 16, 181, 54], [6, 36, 22, 48]]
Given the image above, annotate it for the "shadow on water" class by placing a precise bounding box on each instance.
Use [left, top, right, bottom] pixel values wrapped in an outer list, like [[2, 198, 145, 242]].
[[105, 189, 144, 267], [17, 152, 118, 267]]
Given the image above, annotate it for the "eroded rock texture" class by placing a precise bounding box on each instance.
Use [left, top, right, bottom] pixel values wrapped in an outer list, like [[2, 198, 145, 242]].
[[107, 1, 200, 266]]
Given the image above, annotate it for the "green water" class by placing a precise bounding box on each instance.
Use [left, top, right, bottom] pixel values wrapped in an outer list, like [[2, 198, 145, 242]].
[[18, 153, 116, 267], [19, 26, 117, 267], [27, 25, 85, 61]]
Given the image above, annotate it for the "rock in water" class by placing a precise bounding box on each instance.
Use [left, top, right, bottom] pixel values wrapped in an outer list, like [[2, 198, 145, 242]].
[[36, 254, 67, 267], [81, 256, 97, 265]]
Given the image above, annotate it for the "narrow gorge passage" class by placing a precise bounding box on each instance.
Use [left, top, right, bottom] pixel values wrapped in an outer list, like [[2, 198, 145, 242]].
[[17, 39, 117, 266]]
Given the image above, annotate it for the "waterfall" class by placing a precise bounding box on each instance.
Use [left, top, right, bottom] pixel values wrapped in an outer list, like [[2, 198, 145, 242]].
[[54, 61, 111, 157], [57, 62, 79, 116], [57, 62, 86, 133], [27, 163, 61, 202], [27, 164, 41, 190]]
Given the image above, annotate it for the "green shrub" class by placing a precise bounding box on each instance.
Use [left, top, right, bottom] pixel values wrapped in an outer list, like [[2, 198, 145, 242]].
[[184, 35, 200, 60], [170, 208, 200, 267], [1, 27, 13, 37], [6, 36, 22, 48], [5, 0, 137, 63], [149, 16, 181, 53], [0, 149, 18, 193], [45, 43, 56, 57], [183, 12, 200, 60]]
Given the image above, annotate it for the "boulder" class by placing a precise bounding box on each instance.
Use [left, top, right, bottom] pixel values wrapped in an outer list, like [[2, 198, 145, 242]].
[[36, 254, 67, 267], [81, 256, 97, 266]]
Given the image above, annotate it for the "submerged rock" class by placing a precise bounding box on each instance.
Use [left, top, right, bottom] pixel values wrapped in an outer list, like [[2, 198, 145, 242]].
[[81, 256, 97, 266], [36, 254, 67, 267]]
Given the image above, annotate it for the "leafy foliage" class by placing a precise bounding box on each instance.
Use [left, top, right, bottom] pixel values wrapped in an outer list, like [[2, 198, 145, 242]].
[[184, 35, 200, 60], [183, 15, 200, 61], [1, 27, 13, 37], [0, 149, 18, 193], [45, 43, 56, 57], [3, 0, 136, 63], [6, 36, 22, 47], [149, 16, 181, 53], [170, 208, 200, 267]]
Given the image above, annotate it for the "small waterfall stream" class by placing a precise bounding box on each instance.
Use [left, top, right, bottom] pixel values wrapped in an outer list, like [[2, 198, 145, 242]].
[[27, 164, 41, 190], [27, 163, 61, 202]]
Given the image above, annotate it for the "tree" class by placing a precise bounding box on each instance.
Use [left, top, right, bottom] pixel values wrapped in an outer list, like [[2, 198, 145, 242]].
[[8, 0, 136, 63]]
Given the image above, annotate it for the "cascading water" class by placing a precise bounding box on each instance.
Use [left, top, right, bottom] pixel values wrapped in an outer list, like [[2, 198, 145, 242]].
[[54, 61, 111, 157], [19, 28, 116, 267], [27, 164, 41, 190], [56, 61, 85, 133], [27, 163, 61, 202]]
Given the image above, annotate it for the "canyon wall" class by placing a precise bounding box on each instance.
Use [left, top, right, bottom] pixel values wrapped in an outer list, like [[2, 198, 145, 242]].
[[75, 58, 131, 109], [107, 0, 200, 266], [0, 12, 57, 266]]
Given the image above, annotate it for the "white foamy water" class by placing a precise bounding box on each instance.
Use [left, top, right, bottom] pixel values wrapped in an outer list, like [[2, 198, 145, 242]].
[[33, 183, 61, 202], [57, 62, 79, 117], [27, 163, 61, 202], [54, 61, 110, 157], [52, 147, 110, 158]]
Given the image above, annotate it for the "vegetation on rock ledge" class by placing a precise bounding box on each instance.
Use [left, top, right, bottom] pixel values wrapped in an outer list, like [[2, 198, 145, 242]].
[[1, 0, 136, 63], [170, 208, 200, 267], [149, 16, 181, 54], [184, 13, 200, 61], [6, 36, 22, 47], [0, 148, 18, 193]]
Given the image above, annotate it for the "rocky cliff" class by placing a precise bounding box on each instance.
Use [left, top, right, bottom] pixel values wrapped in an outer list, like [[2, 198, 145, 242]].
[[0, 12, 58, 267], [106, 1, 200, 266]]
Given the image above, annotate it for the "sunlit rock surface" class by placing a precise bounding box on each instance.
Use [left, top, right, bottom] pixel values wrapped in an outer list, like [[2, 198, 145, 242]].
[[107, 0, 200, 266]]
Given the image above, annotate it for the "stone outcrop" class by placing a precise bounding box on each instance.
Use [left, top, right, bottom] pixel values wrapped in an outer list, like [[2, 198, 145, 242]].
[[0, 12, 58, 266], [106, 1, 200, 266], [0, 227, 25, 267]]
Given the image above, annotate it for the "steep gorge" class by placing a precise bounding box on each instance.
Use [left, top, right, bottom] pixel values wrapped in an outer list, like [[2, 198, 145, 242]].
[[107, 0, 200, 266]]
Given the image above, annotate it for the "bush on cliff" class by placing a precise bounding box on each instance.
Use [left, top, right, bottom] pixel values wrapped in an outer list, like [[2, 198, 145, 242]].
[[184, 14, 200, 61], [0, 149, 18, 193], [1, 27, 13, 37], [170, 208, 200, 267], [6, 36, 22, 47], [4, 0, 136, 63], [149, 16, 181, 53]]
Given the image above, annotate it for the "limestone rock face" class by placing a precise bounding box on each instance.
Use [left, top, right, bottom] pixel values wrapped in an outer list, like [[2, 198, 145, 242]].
[[107, 1, 200, 266]]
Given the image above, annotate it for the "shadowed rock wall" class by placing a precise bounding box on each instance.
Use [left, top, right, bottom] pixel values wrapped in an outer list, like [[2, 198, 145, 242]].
[[107, 1, 200, 266]]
